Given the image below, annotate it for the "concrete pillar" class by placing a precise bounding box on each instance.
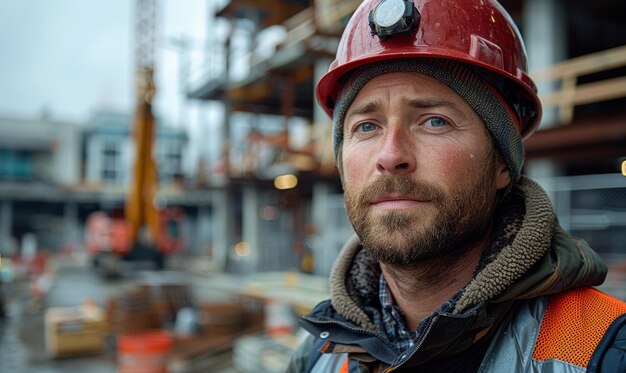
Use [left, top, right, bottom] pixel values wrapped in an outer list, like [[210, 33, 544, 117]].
[[242, 185, 260, 271], [523, 0, 567, 204], [314, 58, 335, 173], [523, 0, 567, 128], [0, 200, 12, 255], [312, 183, 336, 276], [63, 202, 80, 248], [210, 21, 236, 272], [222, 23, 233, 179], [196, 205, 212, 256], [211, 189, 233, 272]]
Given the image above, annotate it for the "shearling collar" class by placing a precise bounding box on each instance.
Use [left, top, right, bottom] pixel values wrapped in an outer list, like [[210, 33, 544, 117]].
[[328, 177, 607, 332]]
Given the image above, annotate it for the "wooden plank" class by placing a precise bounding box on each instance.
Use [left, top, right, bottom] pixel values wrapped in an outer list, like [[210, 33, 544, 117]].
[[558, 76, 577, 123], [282, 20, 315, 48], [541, 76, 626, 107], [525, 114, 626, 153], [315, 0, 361, 33], [532, 45, 626, 81], [217, 0, 307, 28], [283, 7, 313, 30]]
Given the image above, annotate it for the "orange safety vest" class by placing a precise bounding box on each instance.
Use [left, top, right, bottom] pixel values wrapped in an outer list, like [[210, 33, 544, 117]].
[[305, 287, 626, 372], [532, 287, 626, 368]]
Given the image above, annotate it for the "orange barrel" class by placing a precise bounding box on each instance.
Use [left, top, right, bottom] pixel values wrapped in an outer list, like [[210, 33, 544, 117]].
[[118, 330, 172, 373]]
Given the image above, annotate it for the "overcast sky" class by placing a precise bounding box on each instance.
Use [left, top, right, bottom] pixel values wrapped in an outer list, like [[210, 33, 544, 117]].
[[0, 0, 212, 126]]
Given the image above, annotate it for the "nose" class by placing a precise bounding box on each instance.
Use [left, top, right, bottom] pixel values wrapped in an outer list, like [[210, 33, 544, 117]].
[[375, 126, 416, 175]]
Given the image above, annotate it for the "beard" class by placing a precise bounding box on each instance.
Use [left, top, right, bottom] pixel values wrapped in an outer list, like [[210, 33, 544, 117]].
[[344, 166, 498, 266]]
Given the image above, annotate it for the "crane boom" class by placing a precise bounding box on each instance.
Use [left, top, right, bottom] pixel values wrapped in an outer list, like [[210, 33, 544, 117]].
[[126, 0, 159, 244]]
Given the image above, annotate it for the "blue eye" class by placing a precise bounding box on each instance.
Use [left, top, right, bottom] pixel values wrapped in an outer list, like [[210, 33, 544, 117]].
[[357, 122, 377, 132], [425, 117, 449, 128]]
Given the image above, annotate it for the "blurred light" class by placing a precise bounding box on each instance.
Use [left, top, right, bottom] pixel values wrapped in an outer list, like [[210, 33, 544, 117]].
[[274, 174, 298, 190], [289, 153, 317, 171], [234, 241, 251, 257], [260, 205, 280, 220], [622, 160, 626, 176]]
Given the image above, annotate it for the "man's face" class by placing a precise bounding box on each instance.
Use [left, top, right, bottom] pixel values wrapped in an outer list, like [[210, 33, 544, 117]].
[[341, 72, 510, 265]]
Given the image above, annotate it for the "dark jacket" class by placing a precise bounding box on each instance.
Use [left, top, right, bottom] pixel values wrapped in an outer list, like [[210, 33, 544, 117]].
[[287, 177, 626, 372]]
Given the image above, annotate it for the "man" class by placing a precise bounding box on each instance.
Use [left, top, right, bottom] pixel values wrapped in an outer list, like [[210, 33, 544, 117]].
[[287, 0, 626, 372]]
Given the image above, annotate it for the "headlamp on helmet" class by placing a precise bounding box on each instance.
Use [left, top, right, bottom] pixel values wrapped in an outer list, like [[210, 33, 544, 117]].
[[369, 0, 420, 40]]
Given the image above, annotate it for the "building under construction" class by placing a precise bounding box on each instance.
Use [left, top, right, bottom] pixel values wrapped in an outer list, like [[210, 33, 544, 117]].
[[186, 0, 626, 280], [1, 0, 623, 283]]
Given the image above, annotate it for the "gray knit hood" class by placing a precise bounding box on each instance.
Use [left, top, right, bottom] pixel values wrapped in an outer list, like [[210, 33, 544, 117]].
[[328, 176, 607, 333]]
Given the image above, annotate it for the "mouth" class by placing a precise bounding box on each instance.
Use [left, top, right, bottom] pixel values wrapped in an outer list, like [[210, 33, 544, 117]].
[[370, 195, 430, 210]]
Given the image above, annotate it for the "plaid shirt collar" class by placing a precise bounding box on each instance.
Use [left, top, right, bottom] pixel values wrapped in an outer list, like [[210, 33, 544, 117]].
[[378, 273, 462, 354], [379, 274, 418, 352]]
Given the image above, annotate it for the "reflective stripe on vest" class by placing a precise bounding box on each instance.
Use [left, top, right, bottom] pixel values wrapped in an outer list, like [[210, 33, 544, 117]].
[[310, 352, 348, 373], [478, 296, 549, 373], [479, 288, 626, 372]]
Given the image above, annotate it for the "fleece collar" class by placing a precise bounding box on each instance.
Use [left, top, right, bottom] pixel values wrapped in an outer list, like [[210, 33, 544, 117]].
[[329, 176, 607, 332]]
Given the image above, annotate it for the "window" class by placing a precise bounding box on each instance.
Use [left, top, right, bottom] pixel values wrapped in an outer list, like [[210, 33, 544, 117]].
[[157, 140, 183, 182], [101, 140, 121, 183], [0, 149, 33, 180]]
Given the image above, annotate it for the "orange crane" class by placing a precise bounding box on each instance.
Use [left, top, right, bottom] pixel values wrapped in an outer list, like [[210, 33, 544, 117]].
[[126, 0, 160, 246], [85, 0, 184, 275]]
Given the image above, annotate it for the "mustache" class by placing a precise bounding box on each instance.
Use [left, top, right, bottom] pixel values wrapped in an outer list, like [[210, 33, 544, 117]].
[[358, 175, 445, 205]]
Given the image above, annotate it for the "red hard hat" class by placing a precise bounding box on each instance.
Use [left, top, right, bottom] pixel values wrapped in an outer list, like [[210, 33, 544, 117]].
[[316, 0, 542, 139]]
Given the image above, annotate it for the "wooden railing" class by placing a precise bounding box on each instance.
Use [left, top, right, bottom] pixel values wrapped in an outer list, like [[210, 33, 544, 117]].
[[531, 45, 626, 124]]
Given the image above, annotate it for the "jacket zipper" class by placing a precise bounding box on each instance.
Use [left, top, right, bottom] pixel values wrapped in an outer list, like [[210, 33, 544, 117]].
[[383, 315, 439, 372]]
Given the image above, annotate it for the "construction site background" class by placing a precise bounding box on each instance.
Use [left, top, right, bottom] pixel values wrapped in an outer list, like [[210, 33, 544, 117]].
[[1, 0, 625, 372]]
